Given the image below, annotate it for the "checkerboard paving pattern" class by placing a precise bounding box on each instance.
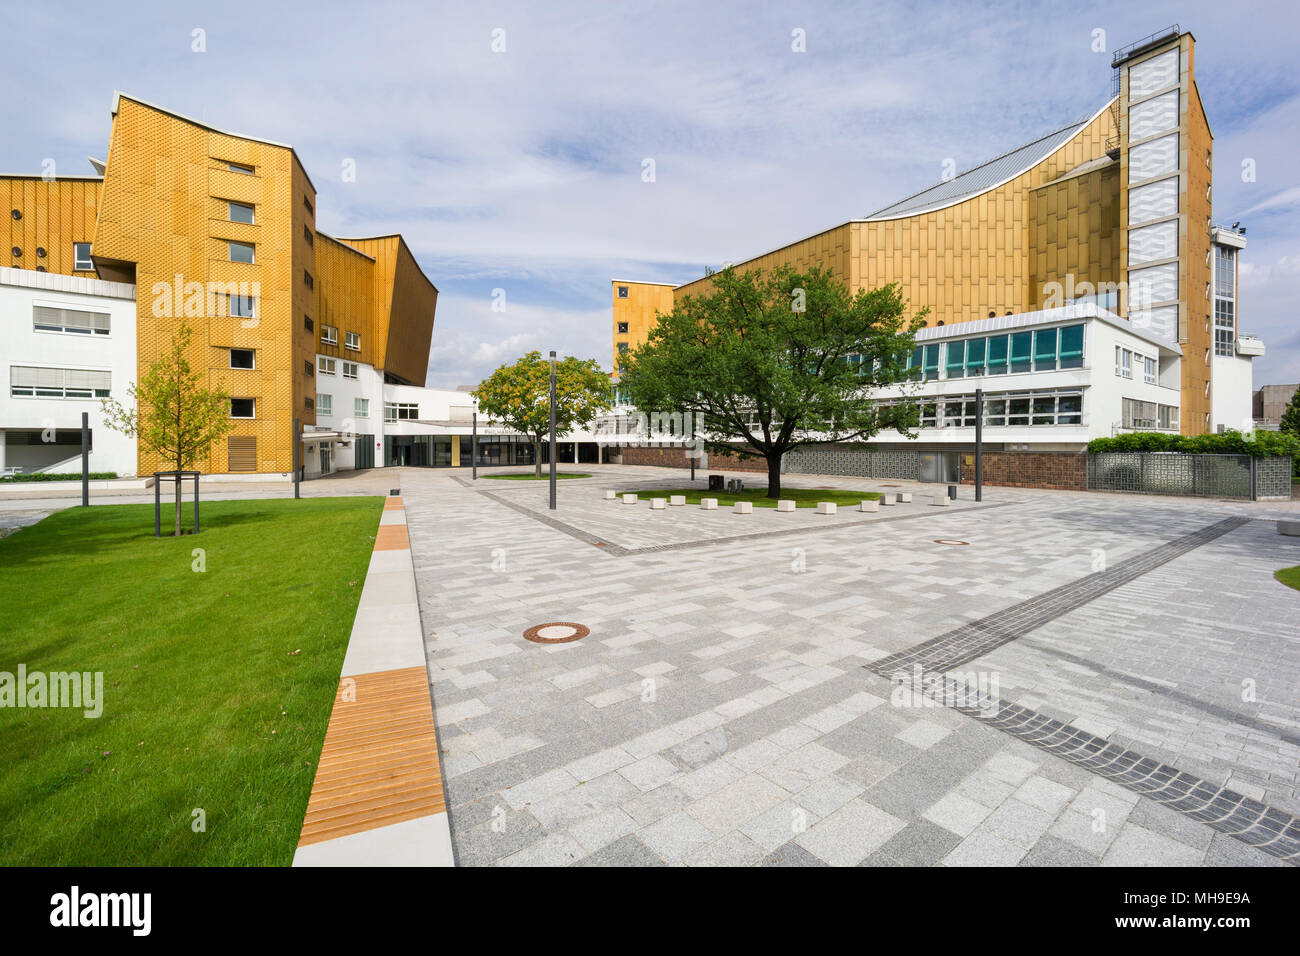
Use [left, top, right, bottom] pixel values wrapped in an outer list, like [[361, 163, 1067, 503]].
[[404, 466, 1298, 866]]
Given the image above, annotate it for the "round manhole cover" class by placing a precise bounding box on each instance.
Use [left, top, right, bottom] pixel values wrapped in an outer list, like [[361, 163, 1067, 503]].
[[933, 539, 970, 546], [523, 622, 590, 644]]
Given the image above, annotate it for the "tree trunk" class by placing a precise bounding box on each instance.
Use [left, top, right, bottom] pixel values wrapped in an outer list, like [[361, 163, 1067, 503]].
[[534, 440, 543, 478], [765, 452, 782, 499]]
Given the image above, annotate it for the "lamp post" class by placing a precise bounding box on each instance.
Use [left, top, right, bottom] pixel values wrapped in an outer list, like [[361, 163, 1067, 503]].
[[974, 388, 984, 502], [548, 350, 557, 510], [80, 411, 89, 507], [292, 417, 301, 499], [472, 410, 478, 480]]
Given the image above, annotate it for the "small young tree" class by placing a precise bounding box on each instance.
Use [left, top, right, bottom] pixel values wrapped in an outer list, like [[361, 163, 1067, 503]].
[[1280, 385, 1300, 438], [101, 323, 234, 535], [472, 350, 612, 476], [618, 265, 926, 498]]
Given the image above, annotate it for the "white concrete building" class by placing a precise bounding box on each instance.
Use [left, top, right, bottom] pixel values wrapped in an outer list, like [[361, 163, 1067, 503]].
[[0, 266, 138, 476], [1209, 226, 1262, 433]]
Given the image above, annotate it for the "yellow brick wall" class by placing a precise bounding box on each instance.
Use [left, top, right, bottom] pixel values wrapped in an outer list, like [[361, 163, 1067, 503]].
[[1, 177, 101, 276]]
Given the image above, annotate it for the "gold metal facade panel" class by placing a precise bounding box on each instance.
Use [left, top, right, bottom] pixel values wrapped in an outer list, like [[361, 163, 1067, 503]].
[[1, 177, 102, 276]]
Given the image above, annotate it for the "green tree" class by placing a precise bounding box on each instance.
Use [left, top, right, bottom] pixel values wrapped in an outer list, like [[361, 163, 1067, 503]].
[[472, 350, 612, 476], [618, 266, 925, 498], [1280, 385, 1300, 438], [101, 323, 234, 536]]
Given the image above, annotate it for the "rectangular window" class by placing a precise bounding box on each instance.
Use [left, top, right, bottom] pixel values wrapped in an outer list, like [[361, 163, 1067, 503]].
[[304, 360, 314, 377], [33, 305, 110, 335], [10, 366, 110, 399], [228, 240, 255, 264], [317, 393, 332, 416], [617, 321, 629, 333], [1007, 397, 1030, 426], [1032, 396, 1056, 425], [227, 294, 256, 318], [1033, 328, 1058, 371], [304, 195, 314, 217], [617, 286, 629, 298], [1009, 332, 1032, 374], [945, 340, 965, 379], [1143, 356, 1157, 384], [1121, 349, 1133, 379], [230, 397, 255, 418], [304, 315, 314, 333], [73, 242, 93, 271], [320, 325, 338, 346], [229, 348, 254, 370], [342, 361, 359, 379], [1214, 328, 1234, 356], [384, 402, 419, 422], [227, 161, 255, 174], [228, 201, 255, 224], [1057, 394, 1083, 424], [303, 225, 314, 246], [986, 335, 1008, 375], [355, 398, 369, 418], [965, 337, 986, 376], [985, 399, 1007, 426], [1058, 325, 1084, 369], [617, 343, 629, 354], [318, 357, 336, 375], [304, 270, 314, 290], [345, 331, 361, 351], [305, 396, 313, 410]]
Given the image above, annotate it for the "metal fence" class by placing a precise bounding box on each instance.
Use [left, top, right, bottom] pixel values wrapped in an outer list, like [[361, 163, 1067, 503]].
[[1086, 452, 1292, 500]]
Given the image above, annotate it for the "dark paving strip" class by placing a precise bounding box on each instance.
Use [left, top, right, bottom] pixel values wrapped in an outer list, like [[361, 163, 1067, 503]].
[[871, 516, 1250, 674], [1016, 638, 1300, 750], [879, 675, 1299, 863], [474, 488, 1016, 557]]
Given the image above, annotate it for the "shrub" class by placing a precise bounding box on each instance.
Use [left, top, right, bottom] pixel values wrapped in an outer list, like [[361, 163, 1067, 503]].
[[1088, 430, 1300, 459], [0, 472, 118, 483]]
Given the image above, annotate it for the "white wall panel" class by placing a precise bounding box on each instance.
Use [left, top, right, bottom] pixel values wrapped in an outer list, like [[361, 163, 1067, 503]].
[[1128, 176, 1179, 224], [1128, 220, 1178, 265], [1130, 134, 1179, 183], [1130, 90, 1180, 141], [1129, 48, 1179, 99]]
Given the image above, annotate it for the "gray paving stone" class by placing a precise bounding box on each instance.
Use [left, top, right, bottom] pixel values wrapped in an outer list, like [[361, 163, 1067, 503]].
[[796, 799, 906, 866], [760, 842, 829, 867], [866, 820, 963, 867]]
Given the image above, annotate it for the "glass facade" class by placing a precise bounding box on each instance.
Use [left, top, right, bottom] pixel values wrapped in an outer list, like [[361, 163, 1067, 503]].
[[878, 389, 1085, 429], [910, 323, 1085, 382]]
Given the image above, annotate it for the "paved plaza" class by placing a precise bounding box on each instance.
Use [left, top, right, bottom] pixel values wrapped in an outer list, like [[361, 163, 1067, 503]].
[[401, 465, 1300, 866]]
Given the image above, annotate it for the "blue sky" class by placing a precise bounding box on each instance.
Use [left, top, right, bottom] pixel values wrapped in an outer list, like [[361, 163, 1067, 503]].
[[3, 0, 1297, 387]]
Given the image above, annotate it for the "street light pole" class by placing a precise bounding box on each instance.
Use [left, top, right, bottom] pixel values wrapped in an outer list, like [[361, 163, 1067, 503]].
[[974, 388, 984, 502], [548, 351, 557, 510], [472, 411, 478, 480]]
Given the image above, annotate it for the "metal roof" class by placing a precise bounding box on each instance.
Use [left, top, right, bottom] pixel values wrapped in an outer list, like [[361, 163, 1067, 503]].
[[863, 107, 1111, 221]]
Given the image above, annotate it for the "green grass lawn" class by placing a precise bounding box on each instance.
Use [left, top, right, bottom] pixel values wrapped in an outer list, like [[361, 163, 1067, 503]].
[[482, 472, 591, 480], [631, 486, 882, 508], [0, 496, 382, 866], [1275, 566, 1300, 591]]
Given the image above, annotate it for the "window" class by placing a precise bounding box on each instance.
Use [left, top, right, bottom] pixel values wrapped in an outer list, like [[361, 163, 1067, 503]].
[[318, 357, 336, 375], [617, 286, 629, 298], [33, 305, 110, 335], [304, 195, 314, 217], [10, 366, 110, 399], [342, 361, 359, 379], [316, 393, 332, 415], [1116, 348, 1133, 379], [73, 242, 93, 271], [964, 337, 986, 376], [304, 270, 314, 290], [945, 340, 965, 379], [230, 397, 255, 418], [345, 331, 361, 351], [1058, 325, 1084, 369], [385, 402, 419, 422], [321, 325, 338, 346], [617, 343, 629, 354], [355, 398, 369, 418], [228, 201, 254, 224], [985, 399, 1007, 426], [228, 240, 255, 264], [227, 294, 256, 318], [304, 315, 314, 332], [229, 348, 254, 369], [227, 161, 255, 174], [986, 335, 1008, 375], [1009, 331, 1032, 373], [1033, 328, 1058, 371], [304, 360, 314, 377], [1057, 394, 1083, 425], [1007, 397, 1030, 426], [617, 321, 629, 333], [303, 225, 313, 246], [1031, 396, 1056, 425], [1143, 356, 1157, 384]]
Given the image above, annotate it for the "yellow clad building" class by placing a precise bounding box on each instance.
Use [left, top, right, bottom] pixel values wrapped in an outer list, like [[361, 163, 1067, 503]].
[[613, 29, 1252, 438], [2, 93, 436, 476]]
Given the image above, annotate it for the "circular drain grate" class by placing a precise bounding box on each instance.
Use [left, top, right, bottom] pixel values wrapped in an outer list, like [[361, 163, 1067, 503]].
[[933, 538, 970, 546], [523, 621, 590, 644]]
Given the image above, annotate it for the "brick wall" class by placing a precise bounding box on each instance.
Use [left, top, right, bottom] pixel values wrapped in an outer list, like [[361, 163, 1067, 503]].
[[959, 451, 1086, 490], [617, 445, 767, 473]]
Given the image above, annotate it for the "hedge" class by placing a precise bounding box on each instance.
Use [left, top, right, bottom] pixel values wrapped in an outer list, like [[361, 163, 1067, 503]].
[[1088, 429, 1300, 459], [0, 472, 119, 483]]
